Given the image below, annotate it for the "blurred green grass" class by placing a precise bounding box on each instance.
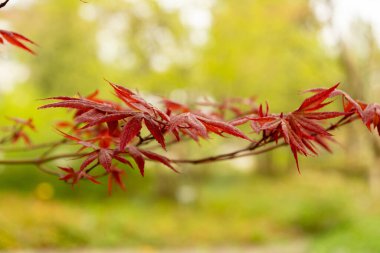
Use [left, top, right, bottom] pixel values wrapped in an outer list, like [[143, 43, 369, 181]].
[[1, 0, 380, 252], [0, 168, 379, 252]]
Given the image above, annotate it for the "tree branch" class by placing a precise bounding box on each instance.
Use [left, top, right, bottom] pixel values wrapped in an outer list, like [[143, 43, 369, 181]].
[[0, 112, 363, 171], [0, 0, 10, 9], [172, 114, 358, 165], [0, 153, 86, 165], [0, 139, 68, 152]]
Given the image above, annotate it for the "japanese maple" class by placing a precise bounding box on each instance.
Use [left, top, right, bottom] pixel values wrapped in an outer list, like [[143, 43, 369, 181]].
[[1, 78, 379, 193], [0, 79, 378, 193]]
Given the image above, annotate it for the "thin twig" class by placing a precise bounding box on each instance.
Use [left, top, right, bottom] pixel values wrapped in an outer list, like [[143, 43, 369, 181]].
[[37, 164, 61, 176], [171, 114, 358, 165], [0, 0, 10, 9], [0, 139, 68, 152], [40, 139, 68, 159], [172, 142, 287, 164], [0, 153, 87, 165], [85, 162, 100, 174]]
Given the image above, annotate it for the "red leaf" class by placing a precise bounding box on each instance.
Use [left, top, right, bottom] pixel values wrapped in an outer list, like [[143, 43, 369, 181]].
[[305, 86, 364, 117], [144, 117, 166, 149], [83, 112, 134, 129], [7, 117, 35, 130], [113, 154, 133, 168], [128, 146, 145, 176], [56, 129, 95, 148], [119, 116, 143, 151], [98, 149, 113, 171], [58, 166, 100, 185], [139, 149, 178, 173], [127, 146, 145, 176], [250, 116, 281, 131], [230, 117, 250, 126], [198, 116, 250, 140], [55, 129, 81, 142], [168, 112, 249, 141], [297, 111, 348, 120], [291, 115, 329, 136], [59, 166, 78, 184], [0, 30, 36, 54], [75, 109, 105, 124], [162, 99, 189, 113], [297, 83, 339, 112], [12, 131, 31, 145], [83, 173, 101, 185], [108, 166, 126, 194], [362, 103, 380, 135], [80, 151, 98, 170], [39, 97, 118, 113], [107, 121, 119, 136], [107, 80, 169, 121]]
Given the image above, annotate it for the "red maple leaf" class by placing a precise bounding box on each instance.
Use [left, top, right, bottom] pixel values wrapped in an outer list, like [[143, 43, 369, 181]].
[[304, 85, 364, 117], [168, 112, 249, 141], [107, 80, 170, 121], [162, 99, 190, 113], [11, 130, 31, 145], [125, 146, 177, 177], [237, 84, 347, 172], [362, 103, 380, 135], [39, 96, 121, 113], [6, 117, 36, 145], [196, 97, 258, 119], [7, 117, 35, 131], [40, 88, 168, 150], [108, 166, 126, 194], [0, 30, 36, 54], [119, 113, 166, 151], [59, 166, 100, 186]]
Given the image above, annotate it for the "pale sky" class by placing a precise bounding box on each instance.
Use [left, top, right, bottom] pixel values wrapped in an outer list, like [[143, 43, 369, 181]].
[[313, 0, 380, 46]]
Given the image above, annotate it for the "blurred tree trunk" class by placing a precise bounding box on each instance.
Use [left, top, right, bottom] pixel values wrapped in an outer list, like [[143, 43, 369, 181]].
[[369, 138, 380, 197], [338, 41, 365, 99], [336, 23, 380, 195], [319, 0, 380, 192], [337, 41, 367, 172], [256, 152, 276, 176]]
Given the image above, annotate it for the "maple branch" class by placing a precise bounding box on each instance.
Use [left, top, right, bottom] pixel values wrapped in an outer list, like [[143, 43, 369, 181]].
[[0, 82, 378, 193], [172, 114, 359, 165], [0, 153, 86, 165], [0, 113, 360, 168], [326, 113, 358, 131], [37, 164, 61, 176], [0, 0, 10, 9], [136, 134, 155, 146], [172, 142, 287, 164], [172, 136, 273, 164], [0, 139, 68, 152], [85, 162, 100, 174], [40, 139, 68, 159], [0, 125, 22, 144]]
